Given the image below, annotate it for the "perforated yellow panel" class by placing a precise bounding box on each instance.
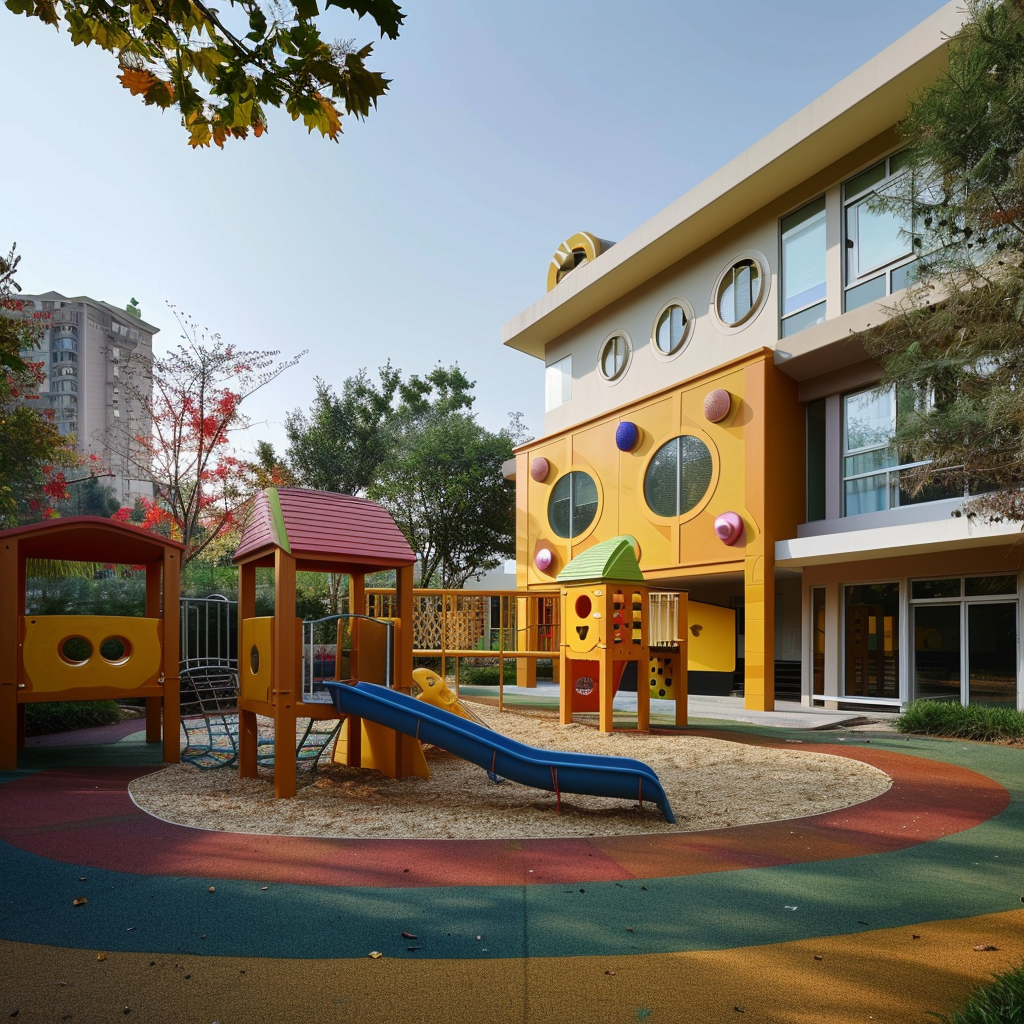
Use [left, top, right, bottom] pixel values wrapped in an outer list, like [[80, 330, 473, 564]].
[[22, 615, 162, 694]]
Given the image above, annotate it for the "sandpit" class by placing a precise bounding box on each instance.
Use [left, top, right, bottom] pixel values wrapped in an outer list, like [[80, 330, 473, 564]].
[[130, 702, 891, 840]]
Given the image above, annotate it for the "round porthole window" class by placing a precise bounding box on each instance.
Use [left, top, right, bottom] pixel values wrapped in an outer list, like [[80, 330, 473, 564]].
[[652, 301, 692, 357], [644, 435, 714, 518], [548, 471, 599, 538], [715, 256, 765, 328], [598, 332, 631, 382]]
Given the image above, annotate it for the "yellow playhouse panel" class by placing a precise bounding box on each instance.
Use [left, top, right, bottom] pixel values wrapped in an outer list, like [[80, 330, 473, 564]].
[[240, 616, 273, 704], [334, 717, 429, 779], [687, 601, 736, 673], [22, 615, 162, 693]]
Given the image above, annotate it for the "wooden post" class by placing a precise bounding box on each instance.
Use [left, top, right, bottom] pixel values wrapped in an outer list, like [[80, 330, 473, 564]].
[[598, 644, 615, 733], [237, 560, 258, 779], [350, 572, 364, 680], [0, 537, 20, 771], [145, 560, 163, 744], [273, 548, 298, 799], [161, 547, 181, 763]]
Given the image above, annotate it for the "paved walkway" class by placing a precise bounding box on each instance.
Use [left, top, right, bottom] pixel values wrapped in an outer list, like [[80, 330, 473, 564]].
[[0, 713, 1020, 1023]]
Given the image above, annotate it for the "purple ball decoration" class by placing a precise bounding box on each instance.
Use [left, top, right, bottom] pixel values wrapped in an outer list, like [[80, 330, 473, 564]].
[[535, 548, 553, 572], [615, 421, 640, 452], [530, 457, 550, 482], [714, 511, 744, 546]]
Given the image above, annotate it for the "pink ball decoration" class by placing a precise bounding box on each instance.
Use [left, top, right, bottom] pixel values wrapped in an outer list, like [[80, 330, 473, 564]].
[[714, 511, 744, 546], [530, 457, 550, 482], [704, 389, 732, 423], [535, 548, 553, 572]]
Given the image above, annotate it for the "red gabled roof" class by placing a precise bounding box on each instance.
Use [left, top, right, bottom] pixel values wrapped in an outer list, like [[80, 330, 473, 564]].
[[0, 516, 184, 564], [233, 488, 415, 568]]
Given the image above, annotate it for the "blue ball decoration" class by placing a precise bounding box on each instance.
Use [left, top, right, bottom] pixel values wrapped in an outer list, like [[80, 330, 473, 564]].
[[615, 421, 640, 452]]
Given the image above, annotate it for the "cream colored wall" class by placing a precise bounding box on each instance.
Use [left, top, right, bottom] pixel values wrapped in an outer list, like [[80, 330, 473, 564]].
[[543, 130, 902, 437]]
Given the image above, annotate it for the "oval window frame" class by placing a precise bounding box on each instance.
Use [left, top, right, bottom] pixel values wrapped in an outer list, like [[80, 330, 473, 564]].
[[546, 467, 603, 541], [640, 430, 720, 525], [710, 250, 770, 334], [650, 298, 695, 360], [597, 330, 633, 384]]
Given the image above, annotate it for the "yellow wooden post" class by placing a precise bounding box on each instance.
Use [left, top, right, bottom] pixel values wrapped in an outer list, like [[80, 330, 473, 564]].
[[598, 643, 615, 733]]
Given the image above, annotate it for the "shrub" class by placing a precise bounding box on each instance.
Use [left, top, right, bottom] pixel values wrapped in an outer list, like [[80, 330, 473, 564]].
[[932, 962, 1024, 1023], [896, 700, 1024, 743], [458, 661, 518, 687], [24, 701, 123, 737]]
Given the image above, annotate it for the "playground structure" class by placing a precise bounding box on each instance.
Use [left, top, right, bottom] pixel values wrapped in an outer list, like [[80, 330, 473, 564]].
[[232, 487, 424, 798], [0, 516, 183, 770], [556, 535, 689, 732]]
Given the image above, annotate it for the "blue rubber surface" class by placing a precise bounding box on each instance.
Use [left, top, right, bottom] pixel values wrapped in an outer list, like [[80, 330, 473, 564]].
[[327, 681, 676, 822]]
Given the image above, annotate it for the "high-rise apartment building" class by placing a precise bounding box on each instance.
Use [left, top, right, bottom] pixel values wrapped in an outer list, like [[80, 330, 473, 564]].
[[18, 291, 157, 503]]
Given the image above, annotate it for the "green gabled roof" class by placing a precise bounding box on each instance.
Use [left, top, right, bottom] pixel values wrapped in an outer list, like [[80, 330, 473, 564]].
[[556, 536, 644, 583]]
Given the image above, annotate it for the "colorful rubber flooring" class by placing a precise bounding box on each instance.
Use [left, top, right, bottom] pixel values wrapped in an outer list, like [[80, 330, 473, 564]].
[[1, 723, 1023, 1022]]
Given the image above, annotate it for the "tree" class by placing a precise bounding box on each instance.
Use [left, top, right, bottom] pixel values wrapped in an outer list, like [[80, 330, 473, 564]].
[[863, 0, 1024, 521], [368, 408, 516, 589], [0, 244, 84, 526], [4, 0, 404, 148], [112, 307, 304, 561]]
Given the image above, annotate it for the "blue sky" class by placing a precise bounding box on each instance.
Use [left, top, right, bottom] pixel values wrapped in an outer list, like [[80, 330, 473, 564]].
[[0, 0, 946, 457]]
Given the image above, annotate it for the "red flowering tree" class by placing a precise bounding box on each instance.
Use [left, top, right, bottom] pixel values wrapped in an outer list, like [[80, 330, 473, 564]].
[[110, 308, 304, 562], [0, 244, 85, 527]]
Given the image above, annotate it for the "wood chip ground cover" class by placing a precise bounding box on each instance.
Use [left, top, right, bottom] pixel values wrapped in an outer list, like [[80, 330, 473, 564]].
[[129, 703, 891, 839]]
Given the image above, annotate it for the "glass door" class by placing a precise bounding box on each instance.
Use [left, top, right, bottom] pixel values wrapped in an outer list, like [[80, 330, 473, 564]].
[[913, 604, 961, 702], [967, 602, 1017, 706]]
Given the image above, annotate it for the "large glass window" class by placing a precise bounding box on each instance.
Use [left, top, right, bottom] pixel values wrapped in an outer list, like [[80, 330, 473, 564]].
[[844, 582, 899, 700], [644, 435, 713, 518], [548, 471, 598, 538], [842, 385, 960, 515], [544, 355, 571, 412], [844, 153, 917, 312], [781, 197, 826, 338]]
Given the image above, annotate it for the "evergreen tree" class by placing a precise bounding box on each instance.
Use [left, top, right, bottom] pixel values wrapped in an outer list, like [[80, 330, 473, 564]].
[[863, 0, 1024, 520]]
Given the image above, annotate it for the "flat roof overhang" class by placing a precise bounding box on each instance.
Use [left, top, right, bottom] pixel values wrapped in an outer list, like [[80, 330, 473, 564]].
[[502, 2, 965, 360], [775, 517, 1022, 569]]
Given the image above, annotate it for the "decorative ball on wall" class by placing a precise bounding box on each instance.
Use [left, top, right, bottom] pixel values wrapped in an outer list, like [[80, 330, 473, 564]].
[[535, 548, 554, 572], [530, 457, 550, 482], [704, 389, 732, 423], [615, 421, 640, 452], [714, 511, 744, 546]]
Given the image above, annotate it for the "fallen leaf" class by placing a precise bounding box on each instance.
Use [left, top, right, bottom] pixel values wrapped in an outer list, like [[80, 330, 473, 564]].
[[208, 887, 215, 893], [368, 951, 383, 959], [73, 897, 88, 907], [604, 970, 616, 976], [260, 886, 268, 891], [625, 927, 634, 933], [813, 955, 823, 961], [912, 934, 920, 940], [973, 944, 998, 951], [96, 953, 107, 962], [401, 932, 417, 940]]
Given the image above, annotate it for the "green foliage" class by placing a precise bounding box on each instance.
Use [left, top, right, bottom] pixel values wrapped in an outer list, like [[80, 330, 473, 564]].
[[930, 962, 1024, 1023], [4, 0, 404, 148], [26, 570, 148, 616], [864, 1, 1024, 519], [368, 408, 516, 588], [24, 700, 123, 737], [457, 661, 517, 687], [57, 477, 122, 518], [0, 243, 80, 526], [896, 700, 1024, 742]]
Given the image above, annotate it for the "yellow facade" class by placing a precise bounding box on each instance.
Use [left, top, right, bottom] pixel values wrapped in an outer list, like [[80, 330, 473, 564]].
[[517, 351, 803, 710]]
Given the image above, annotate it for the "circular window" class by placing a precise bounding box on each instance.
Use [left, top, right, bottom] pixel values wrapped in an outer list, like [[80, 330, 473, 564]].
[[715, 257, 765, 328], [60, 636, 93, 664], [548, 471, 599, 538], [99, 636, 132, 663], [644, 435, 714, 518], [652, 301, 692, 357], [598, 333, 631, 382]]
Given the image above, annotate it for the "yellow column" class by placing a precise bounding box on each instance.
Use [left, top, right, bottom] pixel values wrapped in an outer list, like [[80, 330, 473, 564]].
[[145, 560, 163, 744], [598, 645, 615, 733]]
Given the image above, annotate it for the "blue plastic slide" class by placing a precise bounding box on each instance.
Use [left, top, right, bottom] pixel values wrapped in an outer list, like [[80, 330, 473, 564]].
[[325, 681, 675, 823]]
